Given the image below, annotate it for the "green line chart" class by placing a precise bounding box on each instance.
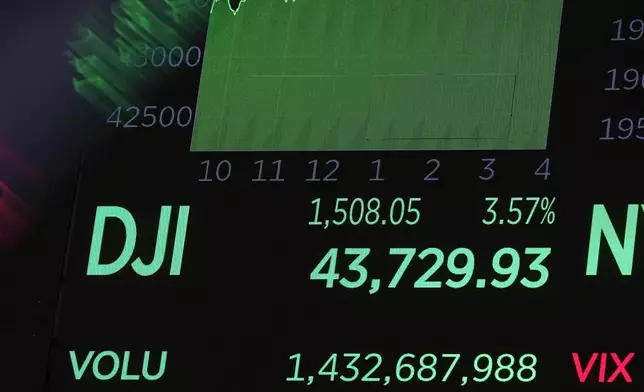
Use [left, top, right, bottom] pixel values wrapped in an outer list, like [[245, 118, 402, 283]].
[[192, 0, 563, 151]]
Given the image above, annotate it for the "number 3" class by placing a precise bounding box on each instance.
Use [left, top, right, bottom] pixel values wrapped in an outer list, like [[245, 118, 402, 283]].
[[479, 158, 495, 180], [520, 248, 550, 288], [482, 197, 498, 224], [339, 248, 370, 289], [134, 43, 148, 68], [340, 354, 360, 382]]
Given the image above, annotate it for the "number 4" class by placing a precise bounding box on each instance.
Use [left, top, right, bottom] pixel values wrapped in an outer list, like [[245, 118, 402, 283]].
[[534, 158, 550, 180], [310, 248, 340, 287], [107, 107, 122, 127], [319, 354, 339, 380]]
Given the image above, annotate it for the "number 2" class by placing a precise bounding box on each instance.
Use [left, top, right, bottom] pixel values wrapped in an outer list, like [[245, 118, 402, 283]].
[[424, 159, 440, 181], [123, 106, 140, 128], [361, 353, 382, 382], [414, 248, 444, 288]]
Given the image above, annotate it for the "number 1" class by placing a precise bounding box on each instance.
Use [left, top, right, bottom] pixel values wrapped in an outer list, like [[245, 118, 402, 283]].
[[286, 354, 305, 381], [309, 198, 323, 226], [370, 159, 384, 181], [612, 19, 626, 41], [199, 160, 212, 182]]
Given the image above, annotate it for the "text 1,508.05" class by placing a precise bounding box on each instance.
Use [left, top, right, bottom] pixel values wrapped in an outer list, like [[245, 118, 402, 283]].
[[309, 197, 421, 229]]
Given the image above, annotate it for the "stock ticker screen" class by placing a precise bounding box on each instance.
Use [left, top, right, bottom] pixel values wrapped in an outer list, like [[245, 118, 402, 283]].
[[39, 0, 643, 390]]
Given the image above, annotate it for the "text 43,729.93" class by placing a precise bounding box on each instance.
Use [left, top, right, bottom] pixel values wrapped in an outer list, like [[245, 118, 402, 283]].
[[311, 247, 550, 294]]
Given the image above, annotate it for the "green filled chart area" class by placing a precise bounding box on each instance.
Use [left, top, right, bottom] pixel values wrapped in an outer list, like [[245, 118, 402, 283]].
[[191, 0, 563, 151]]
